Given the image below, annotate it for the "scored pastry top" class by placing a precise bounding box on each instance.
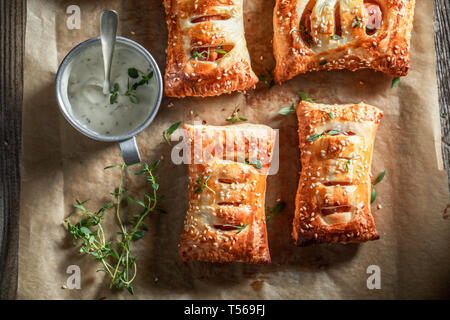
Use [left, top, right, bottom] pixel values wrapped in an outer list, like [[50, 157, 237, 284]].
[[293, 101, 383, 246], [273, 0, 416, 83]]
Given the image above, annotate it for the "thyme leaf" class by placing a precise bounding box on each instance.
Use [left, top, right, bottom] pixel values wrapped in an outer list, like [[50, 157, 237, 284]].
[[266, 201, 286, 222], [194, 171, 215, 194], [258, 68, 275, 88], [226, 105, 248, 123], [352, 15, 361, 28], [65, 161, 164, 295], [297, 91, 314, 102], [223, 223, 249, 234], [307, 130, 341, 142], [278, 103, 297, 115], [371, 170, 386, 203], [162, 121, 182, 146], [391, 77, 401, 88]]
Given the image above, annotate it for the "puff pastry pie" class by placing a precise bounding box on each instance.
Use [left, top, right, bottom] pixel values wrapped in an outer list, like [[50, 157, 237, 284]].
[[273, 0, 416, 83], [163, 0, 258, 97], [179, 123, 276, 263], [293, 101, 383, 246]]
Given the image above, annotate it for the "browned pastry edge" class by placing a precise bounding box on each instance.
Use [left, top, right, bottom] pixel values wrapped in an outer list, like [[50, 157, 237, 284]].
[[179, 123, 276, 263], [273, 0, 416, 83]]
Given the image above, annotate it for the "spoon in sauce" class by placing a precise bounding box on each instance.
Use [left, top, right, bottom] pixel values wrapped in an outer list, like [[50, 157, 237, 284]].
[[100, 10, 118, 95]]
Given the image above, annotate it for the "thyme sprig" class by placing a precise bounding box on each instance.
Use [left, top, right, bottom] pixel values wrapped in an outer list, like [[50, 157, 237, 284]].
[[266, 201, 286, 222], [258, 68, 275, 88], [191, 42, 229, 60], [290, 23, 312, 46], [391, 77, 401, 88], [226, 105, 248, 123], [65, 161, 164, 295], [297, 91, 314, 102], [352, 15, 361, 28], [194, 171, 215, 194], [109, 67, 153, 105], [237, 155, 262, 169], [307, 129, 340, 142], [222, 223, 249, 234], [279, 91, 314, 116], [278, 103, 297, 115], [344, 157, 353, 172], [162, 121, 182, 146]]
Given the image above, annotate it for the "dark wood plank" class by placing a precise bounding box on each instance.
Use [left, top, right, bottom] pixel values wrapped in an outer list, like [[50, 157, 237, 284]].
[[0, 0, 25, 300], [434, 0, 450, 184]]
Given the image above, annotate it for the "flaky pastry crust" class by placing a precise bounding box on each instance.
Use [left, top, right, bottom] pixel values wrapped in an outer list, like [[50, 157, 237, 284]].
[[179, 123, 276, 263], [293, 101, 383, 246], [164, 0, 258, 97], [273, 0, 416, 83]]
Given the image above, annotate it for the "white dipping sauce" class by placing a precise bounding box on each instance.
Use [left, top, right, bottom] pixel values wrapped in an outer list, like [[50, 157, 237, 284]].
[[67, 43, 157, 136]]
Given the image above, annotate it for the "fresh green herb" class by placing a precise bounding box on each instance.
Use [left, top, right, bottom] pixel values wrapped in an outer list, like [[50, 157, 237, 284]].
[[441, 113, 449, 118], [215, 41, 228, 56], [297, 91, 314, 102], [191, 42, 228, 60], [307, 133, 322, 142], [327, 130, 340, 136], [278, 103, 297, 115], [194, 172, 215, 194], [237, 155, 263, 170], [371, 186, 377, 204], [248, 158, 262, 169], [391, 77, 401, 88], [266, 201, 286, 222], [319, 60, 328, 66], [109, 83, 120, 104], [330, 34, 341, 40], [162, 121, 182, 146], [226, 105, 248, 123], [65, 161, 164, 295], [104, 165, 119, 170], [352, 15, 361, 28], [371, 170, 386, 203], [128, 95, 139, 104], [110, 68, 154, 104], [258, 68, 275, 88], [223, 223, 249, 234], [131, 71, 154, 90], [307, 130, 341, 142], [243, 157, 263, 169], [123, 68, 154, 104], [192, 49, 208, 60], [326, 112, 335, 119]]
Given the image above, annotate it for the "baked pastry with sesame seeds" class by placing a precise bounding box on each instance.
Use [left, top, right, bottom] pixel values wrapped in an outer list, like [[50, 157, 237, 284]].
[[179, 123, 276, 263], [293, 101, 383, 246], [163, 0, 259, 97], [273, 0, 416, 83]]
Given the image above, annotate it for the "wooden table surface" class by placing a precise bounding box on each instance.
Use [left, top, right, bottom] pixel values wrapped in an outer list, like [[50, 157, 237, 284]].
[[0, 0, 449, 300]]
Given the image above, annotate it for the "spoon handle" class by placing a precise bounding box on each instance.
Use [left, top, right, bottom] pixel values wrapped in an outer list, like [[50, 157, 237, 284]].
[[100, 10, 118, 94]]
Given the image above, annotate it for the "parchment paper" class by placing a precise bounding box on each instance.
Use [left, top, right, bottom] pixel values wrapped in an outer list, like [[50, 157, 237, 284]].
[[19, 0, 450, 299]]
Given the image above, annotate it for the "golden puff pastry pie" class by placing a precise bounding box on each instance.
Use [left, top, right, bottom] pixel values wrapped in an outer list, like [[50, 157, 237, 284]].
[[293, 101, 383, 246], [273, 0, 416, 83], [179, 123, 276, 263], [163, 0, 258, 97]]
